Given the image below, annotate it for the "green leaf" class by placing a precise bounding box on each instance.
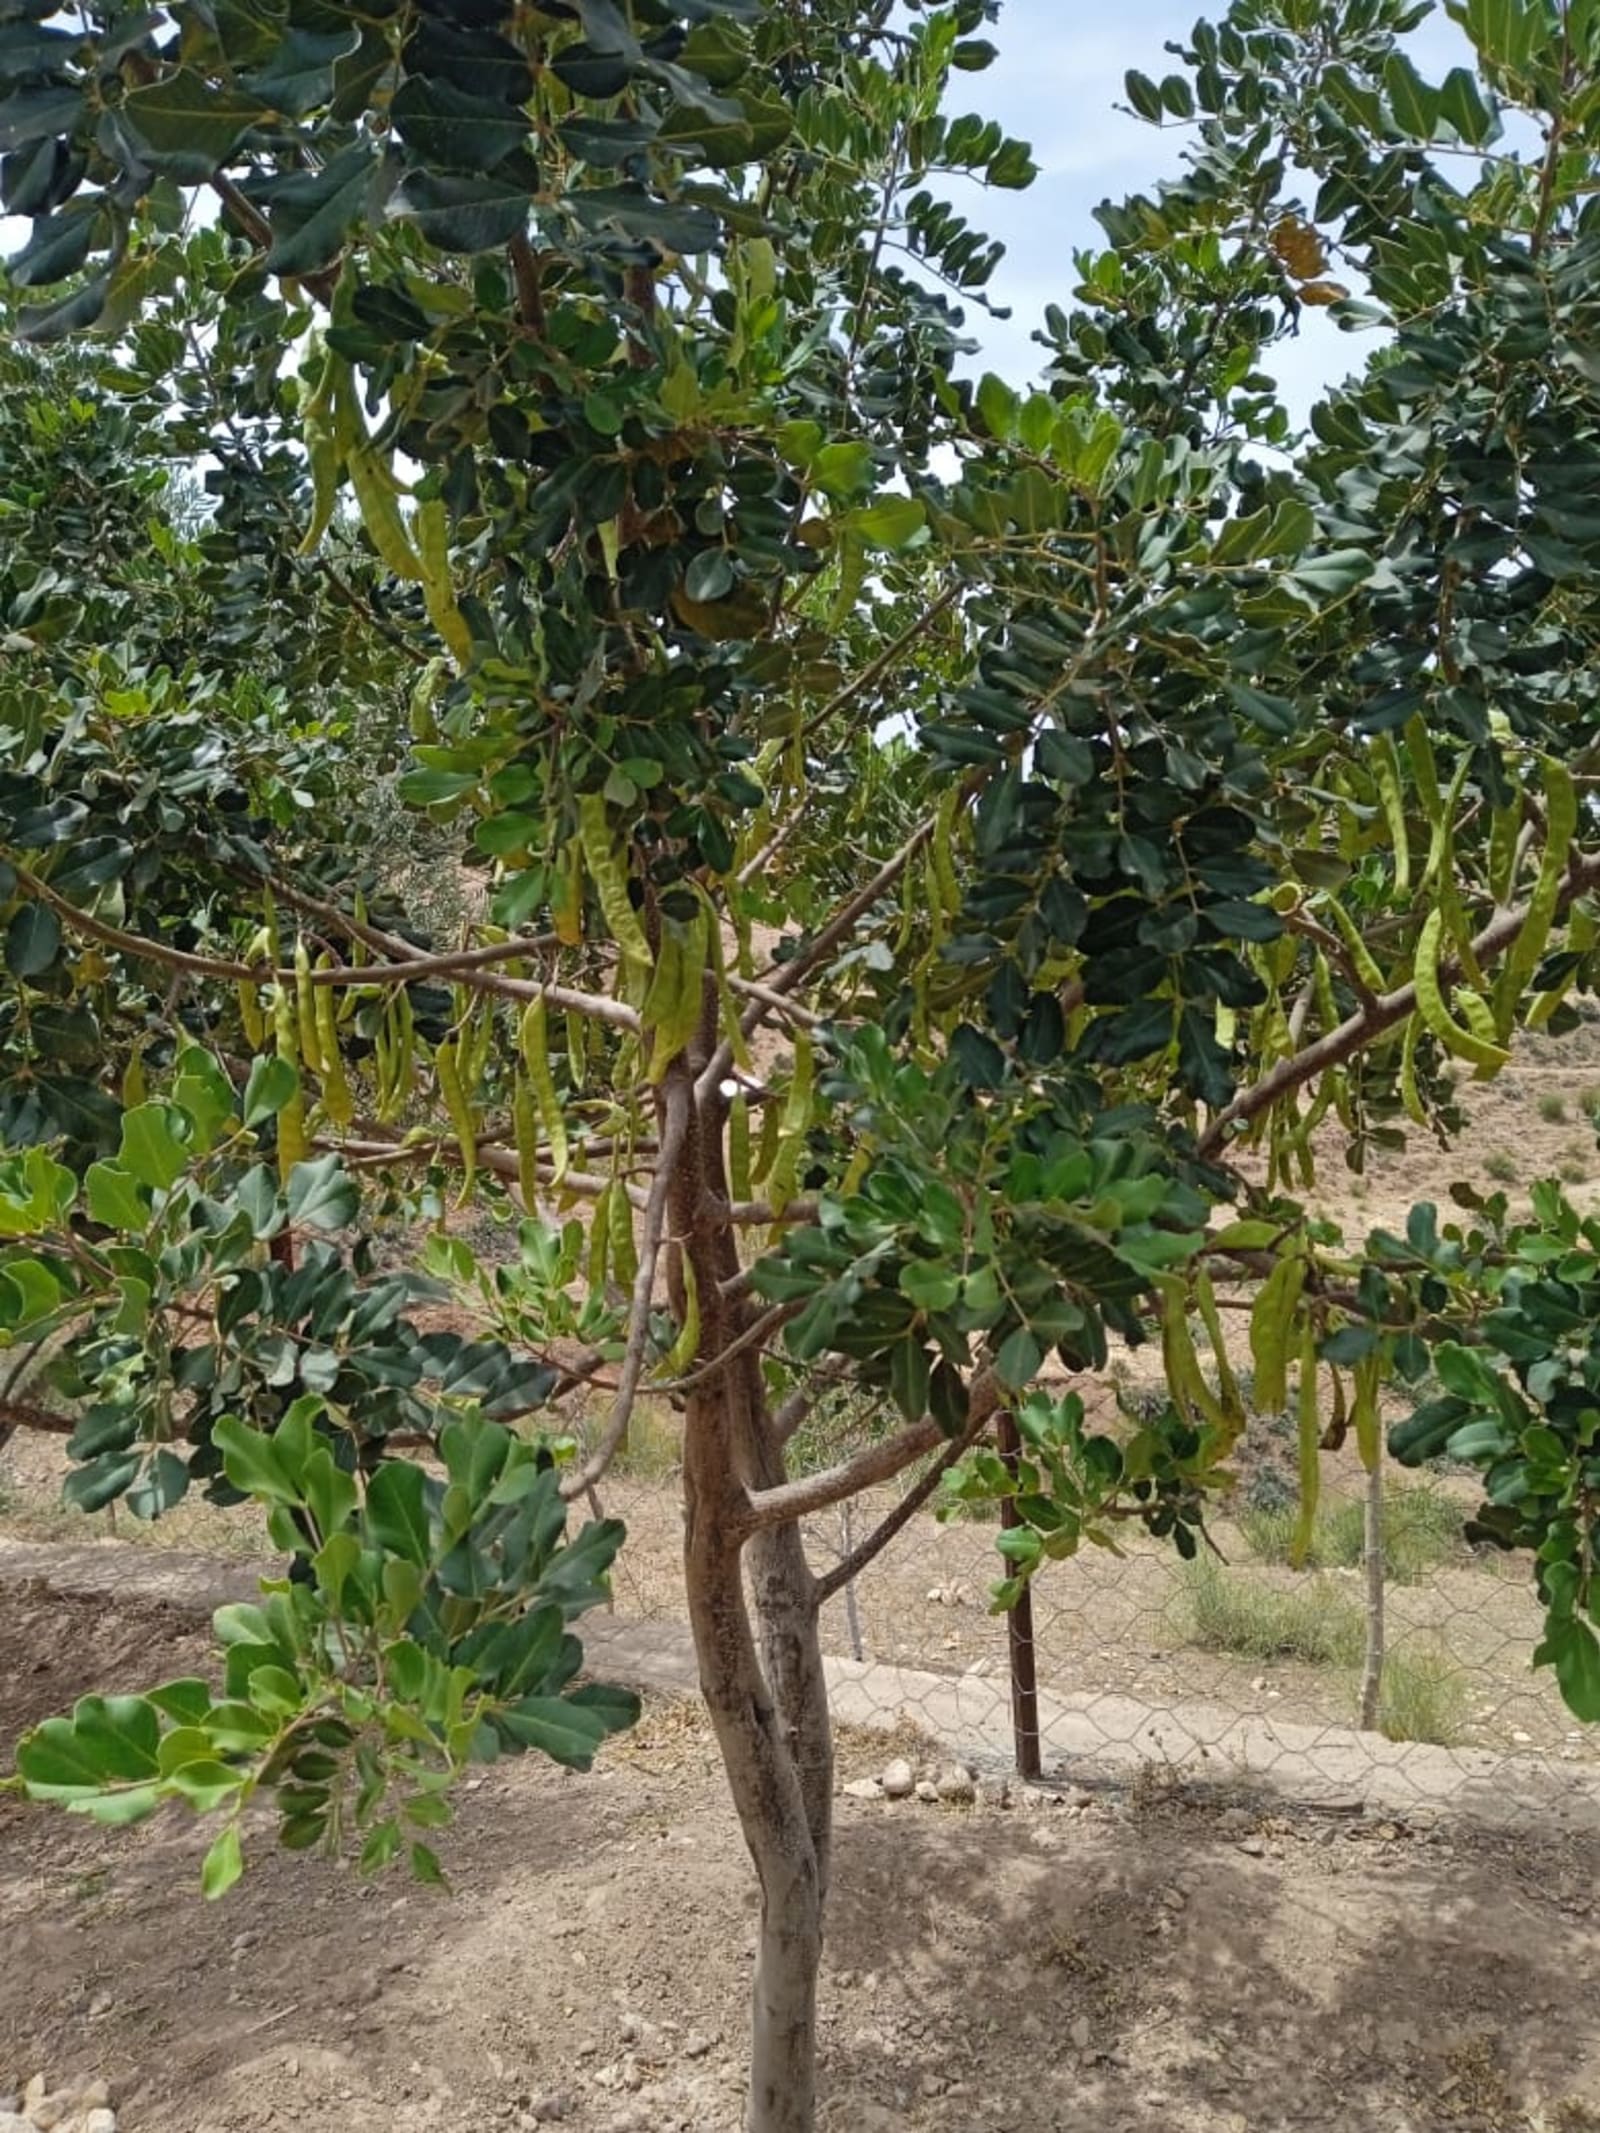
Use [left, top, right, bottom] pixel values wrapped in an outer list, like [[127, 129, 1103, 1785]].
[[172, 1047, 238, 1152], [497, 1693, 620, 1768], [995, 1327, 1044, 1390], [365, 1461, 433, 1566], [849, 495, 926, 551], [285, 1154, 359, 1231], [118, 1103, 191, 1192], [264, 145, 376, 277], [5, 903, 60, 978], [899, 1262, 961, 1313], [391, 165, 536, 253], [1543, 1616, 1600, 1722], [1124, 69, 1164, 122], [122, 68, 266, 179], [201, 1824, 245, 1899], [243, 1054, 298, 1126], [85, 1160, 147, 1232]]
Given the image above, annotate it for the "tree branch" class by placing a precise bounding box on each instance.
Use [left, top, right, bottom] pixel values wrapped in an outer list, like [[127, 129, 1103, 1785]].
[[1, 855, 638, 1030], [1198, 845, 1600, 1158], [743, 1369, 1003, 1533], [560, 1075, 692, 1500], [813, 1405, 992, 1602]]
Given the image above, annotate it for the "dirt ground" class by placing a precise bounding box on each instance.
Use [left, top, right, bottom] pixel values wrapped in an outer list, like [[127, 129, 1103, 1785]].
[[4, 1584, 1600, 2133]]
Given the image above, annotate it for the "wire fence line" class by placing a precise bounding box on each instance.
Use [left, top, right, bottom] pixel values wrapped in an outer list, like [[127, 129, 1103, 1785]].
[[591, 1438, 1599, 1815]]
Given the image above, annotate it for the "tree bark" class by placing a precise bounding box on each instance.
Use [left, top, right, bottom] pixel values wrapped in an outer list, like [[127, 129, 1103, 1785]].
[[674, 1063, 831, 2133], [684, 1379, 826, 2133], [1359, 1457, 1386, 1732]]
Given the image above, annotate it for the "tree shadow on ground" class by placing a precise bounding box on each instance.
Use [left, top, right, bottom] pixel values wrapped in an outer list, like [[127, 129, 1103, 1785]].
[[819, 1792, 1600, 2133]]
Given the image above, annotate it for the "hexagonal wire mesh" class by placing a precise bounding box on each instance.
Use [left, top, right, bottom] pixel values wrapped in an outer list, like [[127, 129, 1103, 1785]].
[[586, 1383, 1600, 1829]]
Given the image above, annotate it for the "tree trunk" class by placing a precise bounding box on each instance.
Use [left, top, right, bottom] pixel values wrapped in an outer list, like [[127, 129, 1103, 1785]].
[[1359, 1456, 1386, 1731], [667, 1045, 837, 2133], [684, 1379, 827, 2133]]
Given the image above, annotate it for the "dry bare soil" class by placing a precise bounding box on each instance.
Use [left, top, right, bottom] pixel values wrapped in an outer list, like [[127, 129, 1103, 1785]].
[[4, 1585, 1600, 2133]]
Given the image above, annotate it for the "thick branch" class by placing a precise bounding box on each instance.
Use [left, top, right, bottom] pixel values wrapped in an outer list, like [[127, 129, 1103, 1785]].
[[814, 1405, 992, 1602], [1198, 845, 1600, 1158], [560, 1075, 692, 1500], [743, 1369, 1003, 1533]]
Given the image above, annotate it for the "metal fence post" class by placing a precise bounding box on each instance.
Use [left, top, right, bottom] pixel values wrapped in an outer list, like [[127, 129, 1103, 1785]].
[[996, 1407, 1042, 1780]]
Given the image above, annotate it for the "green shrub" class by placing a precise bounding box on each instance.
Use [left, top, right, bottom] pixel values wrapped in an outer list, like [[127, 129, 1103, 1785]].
[[1179, 1558, 1364, 1667], [1485, 1150, 1518, 1183], [1539, 1092, 1568, 1124], [1377, 1645, 1469, 1746], [1240, 1480, 1462, 1584]]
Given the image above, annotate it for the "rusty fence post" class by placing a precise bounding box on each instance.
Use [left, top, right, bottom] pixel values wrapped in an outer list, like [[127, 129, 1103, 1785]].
[[996, 1407, 1042, 1781]]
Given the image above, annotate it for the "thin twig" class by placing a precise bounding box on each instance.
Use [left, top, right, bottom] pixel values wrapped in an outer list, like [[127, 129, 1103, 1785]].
[[814, 1406, 992, 1602], [560, 1077, 692, 1500]]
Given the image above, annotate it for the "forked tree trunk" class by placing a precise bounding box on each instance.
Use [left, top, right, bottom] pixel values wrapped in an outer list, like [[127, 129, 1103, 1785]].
[[1359, 1457, 1386, 1731], [673, 1067, 834, 2133]]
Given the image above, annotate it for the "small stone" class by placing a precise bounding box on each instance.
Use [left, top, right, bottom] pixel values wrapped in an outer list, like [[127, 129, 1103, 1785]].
[[89, 1992, 113, 2018], [880, 1759, 915, 1800], [1160, 1887, 1187, 1913], [23, 2082, 45, 2112], [0, 2114, 31, 2133], [1070, 2016, 1092, 2050], [28, 2096, 66, 2131], [683, 2032, 713, 2060], [618, 2014, 644, 2045], [915, 1779, 939, 1804], [843, 1778, 883, 1802], [935, 1764, 976, 1805], [85, 2111, 117, 2133], [80, 2085, 111, 2112], [529, 2094, 574, 2123], [1237, 1836, 1266, 1857]]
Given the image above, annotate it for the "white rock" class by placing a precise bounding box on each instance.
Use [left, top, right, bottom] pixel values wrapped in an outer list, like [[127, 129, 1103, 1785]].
[[1070, 2015, 1092, 2050], [0, 2114, 31, 2133], [880, 1759, 915, 1800], [935, 1764, 976, 1804], [85, 2111, 117, 2133], [843, 1778, 883, 1802], [915, 1779, 939, 1803], [682, 2031, 713, 2059]]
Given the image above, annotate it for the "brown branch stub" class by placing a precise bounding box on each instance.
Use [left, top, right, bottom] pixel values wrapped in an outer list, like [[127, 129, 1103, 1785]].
[[509, 231, 548, 337]]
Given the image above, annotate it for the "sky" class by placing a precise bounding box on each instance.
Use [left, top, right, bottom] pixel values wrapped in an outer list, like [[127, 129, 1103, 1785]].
[[948, 0, 1475, 420]]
